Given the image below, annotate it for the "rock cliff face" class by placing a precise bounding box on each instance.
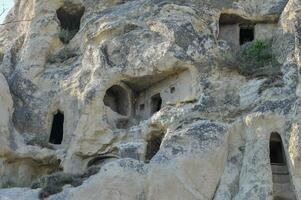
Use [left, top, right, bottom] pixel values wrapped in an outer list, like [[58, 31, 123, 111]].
[[0, 0, 300, 199]]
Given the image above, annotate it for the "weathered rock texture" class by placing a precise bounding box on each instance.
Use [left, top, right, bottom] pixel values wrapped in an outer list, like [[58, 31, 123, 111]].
[[0, 0, 301, 199]]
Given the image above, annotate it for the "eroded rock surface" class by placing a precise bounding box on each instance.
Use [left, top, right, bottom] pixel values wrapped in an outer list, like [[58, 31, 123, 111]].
[[0, 0, 300, 199]]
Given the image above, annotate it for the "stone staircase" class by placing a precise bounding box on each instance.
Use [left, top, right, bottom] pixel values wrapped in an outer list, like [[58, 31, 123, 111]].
[[272, 165, 296, 200]]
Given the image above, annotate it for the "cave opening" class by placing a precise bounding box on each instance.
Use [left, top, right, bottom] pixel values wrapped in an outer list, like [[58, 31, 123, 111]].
[[270, 132, 285, 165], [151, 93, 162, 115], [49, 111, 64, 144], [103, 85, 129, 116], [56, 4, 85, 44], [145, 134, 163, 162], [270, 132, 297, 199], [240, 25, 254, 45]]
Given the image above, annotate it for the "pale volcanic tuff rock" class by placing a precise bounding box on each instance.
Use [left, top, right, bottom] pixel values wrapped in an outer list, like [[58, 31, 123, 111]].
[[0, 0, 301, 200]]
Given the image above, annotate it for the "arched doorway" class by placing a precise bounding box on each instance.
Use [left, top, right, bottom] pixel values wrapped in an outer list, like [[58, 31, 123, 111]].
[[269, 132, 296, 200], [270, 132, 285, 165], [150, 93, 162, 115], [56, 3, 85, 44], [49, 111, 64, 144], [103, 85, 130, 116], [145, 134, 163, 162]]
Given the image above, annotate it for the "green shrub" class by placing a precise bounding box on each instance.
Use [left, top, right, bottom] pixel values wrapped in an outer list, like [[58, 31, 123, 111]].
[[239, 40, 281, 77], [58, 28, 78, 44], [244, 40, 269, 58], [222, 40, 282, 79]]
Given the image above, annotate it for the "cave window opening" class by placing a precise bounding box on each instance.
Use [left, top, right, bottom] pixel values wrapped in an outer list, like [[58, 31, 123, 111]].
[[240, 25, 254, 45], [139, 104, 145, 111], [270, 132, 286, 165], [170, 86, 176, 94], [56, 5, 85, 44], [151, 93, 162, 114], [145, 135, 163, 162], [103, 85, 129, 116], [49, 111, 64, 144]]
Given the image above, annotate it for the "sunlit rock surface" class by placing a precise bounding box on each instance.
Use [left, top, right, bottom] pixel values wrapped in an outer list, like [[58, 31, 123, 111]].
[[0, 0, 300, 199]]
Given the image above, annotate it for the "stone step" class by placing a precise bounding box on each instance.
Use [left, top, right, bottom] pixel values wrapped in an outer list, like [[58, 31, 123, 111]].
[[273, 183, 296, 200], [273, 193, 296, 200], [274, 182, 292, 191], [273, 174, 291, 183], [271, 164, 289, 174]]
